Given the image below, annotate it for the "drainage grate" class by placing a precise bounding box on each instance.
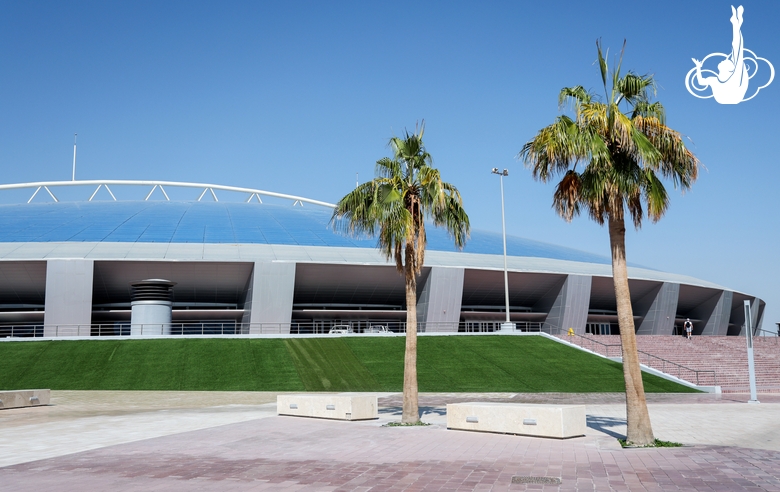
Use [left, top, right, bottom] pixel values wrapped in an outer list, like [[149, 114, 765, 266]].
[[511, 476, 562, 485]]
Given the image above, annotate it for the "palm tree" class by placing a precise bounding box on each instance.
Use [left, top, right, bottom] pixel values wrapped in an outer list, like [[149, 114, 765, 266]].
[[332, 123, 469, 423], [519, 41, 699, 446]]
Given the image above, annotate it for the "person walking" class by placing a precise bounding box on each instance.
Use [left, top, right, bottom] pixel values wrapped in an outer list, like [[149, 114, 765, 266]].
[[684, 318, 693, 339]]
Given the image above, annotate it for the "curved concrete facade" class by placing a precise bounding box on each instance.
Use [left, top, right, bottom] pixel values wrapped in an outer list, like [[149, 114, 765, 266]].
[[0, 200, 765, 337]]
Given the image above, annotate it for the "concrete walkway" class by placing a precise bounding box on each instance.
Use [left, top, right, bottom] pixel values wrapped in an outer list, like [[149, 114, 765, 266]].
[[1, 391, 779, 490]]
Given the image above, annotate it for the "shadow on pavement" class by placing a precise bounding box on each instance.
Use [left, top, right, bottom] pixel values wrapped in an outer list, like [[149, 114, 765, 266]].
[[587, 415, 627, 439], [379, 405, 446, 418]]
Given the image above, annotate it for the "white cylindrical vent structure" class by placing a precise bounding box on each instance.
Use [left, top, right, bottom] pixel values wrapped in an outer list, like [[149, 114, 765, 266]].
[[130, 279, 176, 336]]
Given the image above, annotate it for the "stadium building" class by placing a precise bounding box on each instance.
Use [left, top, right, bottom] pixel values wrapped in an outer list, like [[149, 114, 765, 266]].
[[0, 180, 765, 338]]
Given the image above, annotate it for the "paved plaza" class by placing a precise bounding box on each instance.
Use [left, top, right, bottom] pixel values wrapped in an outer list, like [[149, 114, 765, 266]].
[[1, 391, 780, 491]]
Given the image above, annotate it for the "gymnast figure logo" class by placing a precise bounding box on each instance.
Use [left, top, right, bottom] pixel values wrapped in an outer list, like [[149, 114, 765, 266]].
[[685, 5, 774, 104]]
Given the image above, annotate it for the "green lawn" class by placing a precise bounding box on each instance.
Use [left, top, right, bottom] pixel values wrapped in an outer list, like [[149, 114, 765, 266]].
[[0, 335, 698, 392]]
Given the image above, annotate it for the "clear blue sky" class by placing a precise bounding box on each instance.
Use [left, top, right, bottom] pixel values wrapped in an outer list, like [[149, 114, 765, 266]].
[[1, 1, 777, 330]]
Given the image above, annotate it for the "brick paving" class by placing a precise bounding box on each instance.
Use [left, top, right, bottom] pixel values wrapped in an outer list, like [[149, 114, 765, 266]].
[[3, 399, 780, 491], [2, 391, 780, 491]]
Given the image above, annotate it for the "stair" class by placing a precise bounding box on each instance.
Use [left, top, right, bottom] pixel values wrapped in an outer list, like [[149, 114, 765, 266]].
[[557, 334, 780, 393]]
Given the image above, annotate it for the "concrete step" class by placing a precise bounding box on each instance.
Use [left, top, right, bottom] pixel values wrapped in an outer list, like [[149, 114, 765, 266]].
[[558, 334, 780, 393]]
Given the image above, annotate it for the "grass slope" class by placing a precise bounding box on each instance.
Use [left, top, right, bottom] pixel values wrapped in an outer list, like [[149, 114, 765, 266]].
[[0, 336, 698, 392], [0, 339, 304, 391], [345, 336, 693, 393], [285, 338, 379, 391]]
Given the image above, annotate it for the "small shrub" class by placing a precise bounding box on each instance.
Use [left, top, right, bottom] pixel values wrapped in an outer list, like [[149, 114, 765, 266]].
[[618, 438, 683, 448], [383, 421, 431, 427]]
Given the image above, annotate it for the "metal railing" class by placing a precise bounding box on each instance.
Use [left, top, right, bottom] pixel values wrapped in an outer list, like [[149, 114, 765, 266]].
[[0, 325, 46, 338], [562, 333, 717, 387], [562, 333, 623, 357], [635, 350, 717, 386], [0, 320, 547, 338], [755, 328, 779, 343]]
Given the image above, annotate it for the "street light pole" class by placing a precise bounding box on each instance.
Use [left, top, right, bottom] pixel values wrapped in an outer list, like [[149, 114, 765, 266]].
[[492, 168, 514, 332], [744, 300, 759, 404]]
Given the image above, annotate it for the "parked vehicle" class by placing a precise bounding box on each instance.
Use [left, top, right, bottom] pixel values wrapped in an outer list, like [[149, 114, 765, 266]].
[[365, 325, 390, 334], [328, 325, 353, 334]]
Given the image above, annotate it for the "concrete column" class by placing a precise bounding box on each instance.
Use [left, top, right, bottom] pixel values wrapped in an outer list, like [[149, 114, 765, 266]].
[[240, 267, 255, 333], [733, 296, 764, 336], [752, 298, 765, 335], [636, 282, 679, 335], [417, 267, 464, 332], [44, 259, 94, 337], [245, 262, 296, 334], [691, 290, 732, 336], [540, 275, 592, 335]]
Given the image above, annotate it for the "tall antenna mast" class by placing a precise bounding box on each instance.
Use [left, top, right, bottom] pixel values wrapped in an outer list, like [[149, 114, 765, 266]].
[[356, 172, 358, 188], [72, 134, 77, 181]]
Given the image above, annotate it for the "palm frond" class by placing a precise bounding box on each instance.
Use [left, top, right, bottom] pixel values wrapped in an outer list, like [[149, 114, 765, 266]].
[[333, 124, 469, 275], [579, 102, 608, 131], [520, 115, 586, 181], [626, 190, 644, 228], [632, 101, 666, 125], [552, 170, 583, 222], [615, 72, 655, 105], [596, 39, 609, 94], [376, 157, 403, 179], [633, 115, 699, 189], [330, 180, 381, 237], [611, 109, 634, 149], [559, 86, 592, 111], [431, 186, 470, 249], [629, 125, 661, 168], [643, 169, 669, 222], [611, 39, 628, 102]]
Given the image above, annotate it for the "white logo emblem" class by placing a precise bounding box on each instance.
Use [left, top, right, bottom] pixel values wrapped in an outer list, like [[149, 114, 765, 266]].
[[685, 5, 774, 104]]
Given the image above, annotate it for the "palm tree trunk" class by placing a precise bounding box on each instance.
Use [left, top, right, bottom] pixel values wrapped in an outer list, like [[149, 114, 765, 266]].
[[402, 262, 419, 423], [608, 211, 654, 446]]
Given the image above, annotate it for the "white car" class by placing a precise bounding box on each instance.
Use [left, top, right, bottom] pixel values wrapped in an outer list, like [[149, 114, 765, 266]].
[[328, 325, 353, 334], [365, 325, 391, 334]]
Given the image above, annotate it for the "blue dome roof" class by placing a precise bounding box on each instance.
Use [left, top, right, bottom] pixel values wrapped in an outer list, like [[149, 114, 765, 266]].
[[0, 201, 611, 265]]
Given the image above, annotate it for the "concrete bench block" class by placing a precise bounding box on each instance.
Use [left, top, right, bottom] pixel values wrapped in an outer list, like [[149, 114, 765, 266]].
[[447, 402, 586, 439], [0, 389, 51, 410], [277, 394, 377, 421]]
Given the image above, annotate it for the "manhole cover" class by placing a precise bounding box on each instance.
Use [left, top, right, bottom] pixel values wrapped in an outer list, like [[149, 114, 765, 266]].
[[511, 476, 562, 485]]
